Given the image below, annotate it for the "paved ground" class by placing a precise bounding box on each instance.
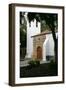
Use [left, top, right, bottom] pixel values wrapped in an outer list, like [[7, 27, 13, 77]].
[[20, 62, 57, 77], [20, 60, 30, 67], [20, 59, 50, 67]]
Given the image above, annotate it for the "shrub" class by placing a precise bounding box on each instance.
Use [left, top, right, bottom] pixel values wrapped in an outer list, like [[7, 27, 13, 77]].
[[49, 59, 57, 72], [28, 60, 40, 67]]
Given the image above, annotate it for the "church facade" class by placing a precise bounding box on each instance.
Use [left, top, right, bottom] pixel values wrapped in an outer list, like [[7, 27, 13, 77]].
[[31, 30, 55, 61]]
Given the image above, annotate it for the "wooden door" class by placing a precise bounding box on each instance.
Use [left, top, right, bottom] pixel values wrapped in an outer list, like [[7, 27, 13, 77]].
[[37, 46, 42, 60]]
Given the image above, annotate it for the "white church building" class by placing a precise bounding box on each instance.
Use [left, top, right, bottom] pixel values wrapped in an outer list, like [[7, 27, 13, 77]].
[[25, 18, 57, 62]]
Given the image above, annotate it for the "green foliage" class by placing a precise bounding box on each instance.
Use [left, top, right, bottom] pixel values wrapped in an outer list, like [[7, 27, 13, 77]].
[[49, 60, 57, 72], [49, 60, 55, 67], [27, 13, 58, 30], [28, 60, 40, 67], [41, 20, 50, 32], [20, 12, 27, 48], [20, 27, 26, 48]]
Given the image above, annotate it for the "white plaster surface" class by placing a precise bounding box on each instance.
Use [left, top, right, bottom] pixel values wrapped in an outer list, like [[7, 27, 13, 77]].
[[27, 19, 41, 58]]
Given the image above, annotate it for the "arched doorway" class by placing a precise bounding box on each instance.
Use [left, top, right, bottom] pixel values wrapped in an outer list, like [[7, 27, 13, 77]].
[[37, 46, 42, 60]]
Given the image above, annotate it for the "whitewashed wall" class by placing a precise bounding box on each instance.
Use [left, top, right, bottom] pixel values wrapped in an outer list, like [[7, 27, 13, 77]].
[[45, 34, 54, 56], [43, 33, 58, 61], [26, 19, 41, 58], [43, 33, 54, 61]]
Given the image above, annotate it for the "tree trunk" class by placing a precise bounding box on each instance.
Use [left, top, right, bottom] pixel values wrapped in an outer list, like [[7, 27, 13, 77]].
[[51, 28, 58, 63], [54, 39, 58, 63]]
